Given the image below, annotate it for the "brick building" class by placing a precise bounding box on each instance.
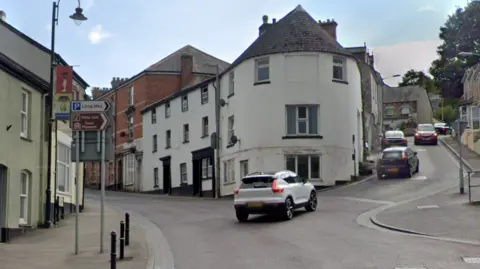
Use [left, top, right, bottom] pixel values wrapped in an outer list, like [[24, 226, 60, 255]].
[[85, 45, 229, 190]]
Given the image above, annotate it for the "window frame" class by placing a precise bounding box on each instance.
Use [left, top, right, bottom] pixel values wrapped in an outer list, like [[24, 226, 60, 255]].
[[153, 167, 159, 188], [228, 72, 235, 95], [21, 90, 29, 138], [181, 95, 188, 112], [385, 106, 394, 116], [128, 86, 134, 106], [180, 163, 188, 184], [227, 115, 235, 145], [255, 57, 270, 83], [223, 159, 235, 184], [151, 109, 157, 124], [401, 105, 410, 115], [201, 87, 209, 104], [286, 105, 319, 136], [183, 124, 189, 143], [165, 102, 171, 118], [284, 155, 321, 180], [165, 130, 171, 148], [152, 134, 158, 152], [57, 143, 71, 194], [200, 116, 208, 137], [201, 158, 212, 179], [332, 56, 346, 81], [19, 171, 29, 225], [128, 115, 134, 139], [240, 160, 248, 178]]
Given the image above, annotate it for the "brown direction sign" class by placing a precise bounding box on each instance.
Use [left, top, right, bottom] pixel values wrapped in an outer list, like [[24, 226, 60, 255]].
[[71, 112, 109, 131]]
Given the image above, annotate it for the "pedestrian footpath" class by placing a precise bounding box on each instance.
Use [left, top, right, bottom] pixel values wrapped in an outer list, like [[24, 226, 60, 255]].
[[371, 136, 480, 243], [0, 201, 148, 269]]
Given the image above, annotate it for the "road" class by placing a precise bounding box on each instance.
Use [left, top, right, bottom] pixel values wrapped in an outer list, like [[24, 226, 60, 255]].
[[87, 137, 479, 269]]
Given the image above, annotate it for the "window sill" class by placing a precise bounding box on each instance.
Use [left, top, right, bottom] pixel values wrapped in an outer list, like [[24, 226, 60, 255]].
[[180, 182, 188, 187], [254, 80, 270, 86], [282, 135, 323, 139], [226, 143, 235, 148], [56, 191, 72, 197], [224, 181, 236, 186], [332, 79, 348, 85], [182, 110, 189, 113], [153, 185, 159, 188], [182, 140, 190, 144], [152, 150, 157, 153], [201, 135, 208, 139], [20, 136, 32, 142], [202, 177, 213, 181], [227, 93, 235, 98], [165, 146, 171, 149], [19, 223, 32, 228]]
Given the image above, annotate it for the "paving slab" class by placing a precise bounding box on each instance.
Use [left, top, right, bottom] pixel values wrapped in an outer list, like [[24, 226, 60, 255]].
[[0, 201, 148, 269]]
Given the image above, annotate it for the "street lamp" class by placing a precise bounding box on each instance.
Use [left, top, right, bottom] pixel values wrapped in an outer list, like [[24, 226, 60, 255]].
[[382, 74, 401, 80], [44, 0, 87, 237]]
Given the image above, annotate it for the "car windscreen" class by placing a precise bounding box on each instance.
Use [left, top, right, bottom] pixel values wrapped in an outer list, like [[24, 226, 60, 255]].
[[241, 176, 275, 189], [385, 132, 403, 139], [382, 151, 404, 159], [418, 125, 435, 131]]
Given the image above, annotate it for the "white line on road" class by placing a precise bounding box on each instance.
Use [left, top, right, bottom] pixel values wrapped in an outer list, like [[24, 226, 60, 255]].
[[395, 267, 427, 269], [410, 176, 428, 180], [463, 257, 480, 263], [337, 196, 395, 205], [416, 204, 439, 209]]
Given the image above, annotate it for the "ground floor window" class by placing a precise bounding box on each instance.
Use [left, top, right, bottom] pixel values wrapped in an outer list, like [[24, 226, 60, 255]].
[[240, 160, 248, 178], [285, 155, 321, 180], [20, 171, 29, 225], [180, 163, 188, 184], [201, 158, 212, 179], [153, 167, 159, 188], [223, 159, 235, 184]]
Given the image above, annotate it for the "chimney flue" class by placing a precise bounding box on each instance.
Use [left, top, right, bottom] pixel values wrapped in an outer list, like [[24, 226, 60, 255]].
[[0, 11, 6, 22], [319, 18, 338, 41]]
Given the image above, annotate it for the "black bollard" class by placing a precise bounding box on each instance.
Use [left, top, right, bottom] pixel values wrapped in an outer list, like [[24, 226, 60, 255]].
[[119, 221, 125, 260], [125, 213, 130, 246], [110, 231, 117, 269]]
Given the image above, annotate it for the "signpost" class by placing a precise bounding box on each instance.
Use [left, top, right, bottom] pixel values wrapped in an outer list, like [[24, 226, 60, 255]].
[[70, 100, 111, 254]]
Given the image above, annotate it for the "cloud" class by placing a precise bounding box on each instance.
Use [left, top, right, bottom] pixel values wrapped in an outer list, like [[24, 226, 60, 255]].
[[82, 0, 95, 10], [88, 25, 112, 44], [372, 40, 442, 86], [417, 5, 437, 12]]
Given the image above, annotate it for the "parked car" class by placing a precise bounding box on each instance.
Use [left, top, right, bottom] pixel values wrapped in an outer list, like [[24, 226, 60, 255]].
[[377, 147, 419, 179], [382, 130, 408, 150], [233, 170, 317, 222], [434, 122, 452, 135], [414, 124, 438, 145]]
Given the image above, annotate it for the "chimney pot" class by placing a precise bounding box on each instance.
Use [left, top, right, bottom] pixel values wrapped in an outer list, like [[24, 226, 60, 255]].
[[262, 15, 268, 24], [272, 18, 276, 24], [0, 11, 5, 22]]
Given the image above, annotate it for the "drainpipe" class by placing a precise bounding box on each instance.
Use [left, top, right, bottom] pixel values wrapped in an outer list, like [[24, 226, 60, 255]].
[[213, 66, 221, 199]]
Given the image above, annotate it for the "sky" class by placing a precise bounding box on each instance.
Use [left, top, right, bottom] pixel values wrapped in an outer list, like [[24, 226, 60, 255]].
[[0, 0, 472, 90]]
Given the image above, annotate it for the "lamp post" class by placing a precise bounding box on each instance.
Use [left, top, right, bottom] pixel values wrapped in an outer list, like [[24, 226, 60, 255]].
[[382, 74, 401, 80], [44, 0, 87, 228], [206, 63, 221, 199]]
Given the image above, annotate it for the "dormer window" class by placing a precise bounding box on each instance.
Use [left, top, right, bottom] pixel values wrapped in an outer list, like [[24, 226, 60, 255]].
[[255, 57, 270, 83]]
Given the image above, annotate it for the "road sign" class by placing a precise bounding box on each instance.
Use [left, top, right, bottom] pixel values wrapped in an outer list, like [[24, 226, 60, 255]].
[[71, 112, 109, 131], [71, 101, 110, 112]]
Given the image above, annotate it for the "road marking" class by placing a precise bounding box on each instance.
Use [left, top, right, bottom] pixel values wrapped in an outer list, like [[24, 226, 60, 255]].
[[411, 176, 428, 180], [413, 148, 426, 152], [416, 204, 439, 209], [463, 257, 480, 263], [337, 196, 394, 205], [395, 267, 427, 269]]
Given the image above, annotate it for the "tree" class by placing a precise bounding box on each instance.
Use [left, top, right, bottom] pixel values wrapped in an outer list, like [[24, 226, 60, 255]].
[[429, 1, 480, 98], [434, 105, 458, 124], [398, 69, 440, 94]]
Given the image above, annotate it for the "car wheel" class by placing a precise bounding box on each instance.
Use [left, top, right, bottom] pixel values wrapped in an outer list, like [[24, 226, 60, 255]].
[[305, 191, 317, 212], [235, 210, 249, 222], [283, 197, 294, 220], [415, 161, 419, 173]]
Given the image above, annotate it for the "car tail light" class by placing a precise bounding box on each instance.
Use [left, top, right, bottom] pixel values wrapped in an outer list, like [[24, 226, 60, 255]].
[[402, 138, 407, 143], [433, 132, 437, 136], [234, 184, 242, 196], [272, 179, 284, 193], [402, 152, 408, 160], [415, 133, 419, 136]]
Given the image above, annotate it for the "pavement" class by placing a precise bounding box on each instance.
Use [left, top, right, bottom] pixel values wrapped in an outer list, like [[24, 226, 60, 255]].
[[370, 135, 480, 244], [86, 136, 480, 269], [0, 201, 148, 269]]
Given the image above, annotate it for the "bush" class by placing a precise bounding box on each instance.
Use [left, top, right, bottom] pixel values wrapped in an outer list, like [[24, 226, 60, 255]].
[[434, 105, 458, 123]]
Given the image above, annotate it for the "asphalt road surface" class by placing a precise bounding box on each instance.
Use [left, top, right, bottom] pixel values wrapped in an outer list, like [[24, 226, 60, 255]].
[[87, 137, 480, 269]]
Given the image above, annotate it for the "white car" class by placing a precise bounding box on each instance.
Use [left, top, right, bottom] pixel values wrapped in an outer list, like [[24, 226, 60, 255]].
[[233, 170, 317, 222]]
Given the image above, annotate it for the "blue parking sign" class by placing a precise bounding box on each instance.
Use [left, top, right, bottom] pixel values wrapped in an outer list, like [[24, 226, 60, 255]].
[[71, 101, 81, 111]]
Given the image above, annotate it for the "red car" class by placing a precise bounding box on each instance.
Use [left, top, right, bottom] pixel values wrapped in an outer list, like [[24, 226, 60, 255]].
[[414, 124, 438, 145]]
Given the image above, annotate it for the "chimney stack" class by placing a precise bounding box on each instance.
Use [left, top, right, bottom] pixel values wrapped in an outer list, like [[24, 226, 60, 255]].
[[258, 15, 272, 36], [319, 19, 338, 41], [110, 77, 129, 89], [180, 54, 193, 88], [0, 11, 6, 22]]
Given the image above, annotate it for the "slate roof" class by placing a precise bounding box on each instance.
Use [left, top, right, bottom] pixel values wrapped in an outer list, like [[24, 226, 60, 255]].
[[0, 52, 49, 93], [230, 5, 351, 67], [383, 86, 428, 103], [147, 45, 230, 74]]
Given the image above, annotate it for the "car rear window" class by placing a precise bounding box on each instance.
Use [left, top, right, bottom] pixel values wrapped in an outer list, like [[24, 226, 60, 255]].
[[434, 123, 446, 127], [385, 132, 403, 139], [382, 151, 403, 159], [241, 176, 275, 189], [418, 125, 435, 131]]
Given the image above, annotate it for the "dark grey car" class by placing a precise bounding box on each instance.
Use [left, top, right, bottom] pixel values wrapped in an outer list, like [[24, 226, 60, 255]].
[[377, 147, 419, 179]]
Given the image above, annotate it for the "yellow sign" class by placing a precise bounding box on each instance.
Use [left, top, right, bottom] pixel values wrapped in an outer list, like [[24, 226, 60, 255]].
[[54, 93, 73, 119]]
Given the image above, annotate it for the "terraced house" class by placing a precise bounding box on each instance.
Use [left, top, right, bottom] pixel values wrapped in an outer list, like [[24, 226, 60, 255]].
[[0, 12, 88, 242]]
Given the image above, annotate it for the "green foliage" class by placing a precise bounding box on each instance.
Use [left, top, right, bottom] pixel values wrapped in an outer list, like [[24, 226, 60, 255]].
[[429, 1, 480, 97], [398, 69, 440, 94], [434, 105, 458, 123]]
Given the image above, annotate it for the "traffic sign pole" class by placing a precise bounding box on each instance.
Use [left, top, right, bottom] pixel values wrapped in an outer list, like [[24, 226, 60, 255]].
[[100, 129, 106, 253], [75, 131, 80, 254]]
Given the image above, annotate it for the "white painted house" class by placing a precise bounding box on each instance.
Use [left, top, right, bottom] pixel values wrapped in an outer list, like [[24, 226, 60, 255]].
[[141, 5, 363, 197]]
